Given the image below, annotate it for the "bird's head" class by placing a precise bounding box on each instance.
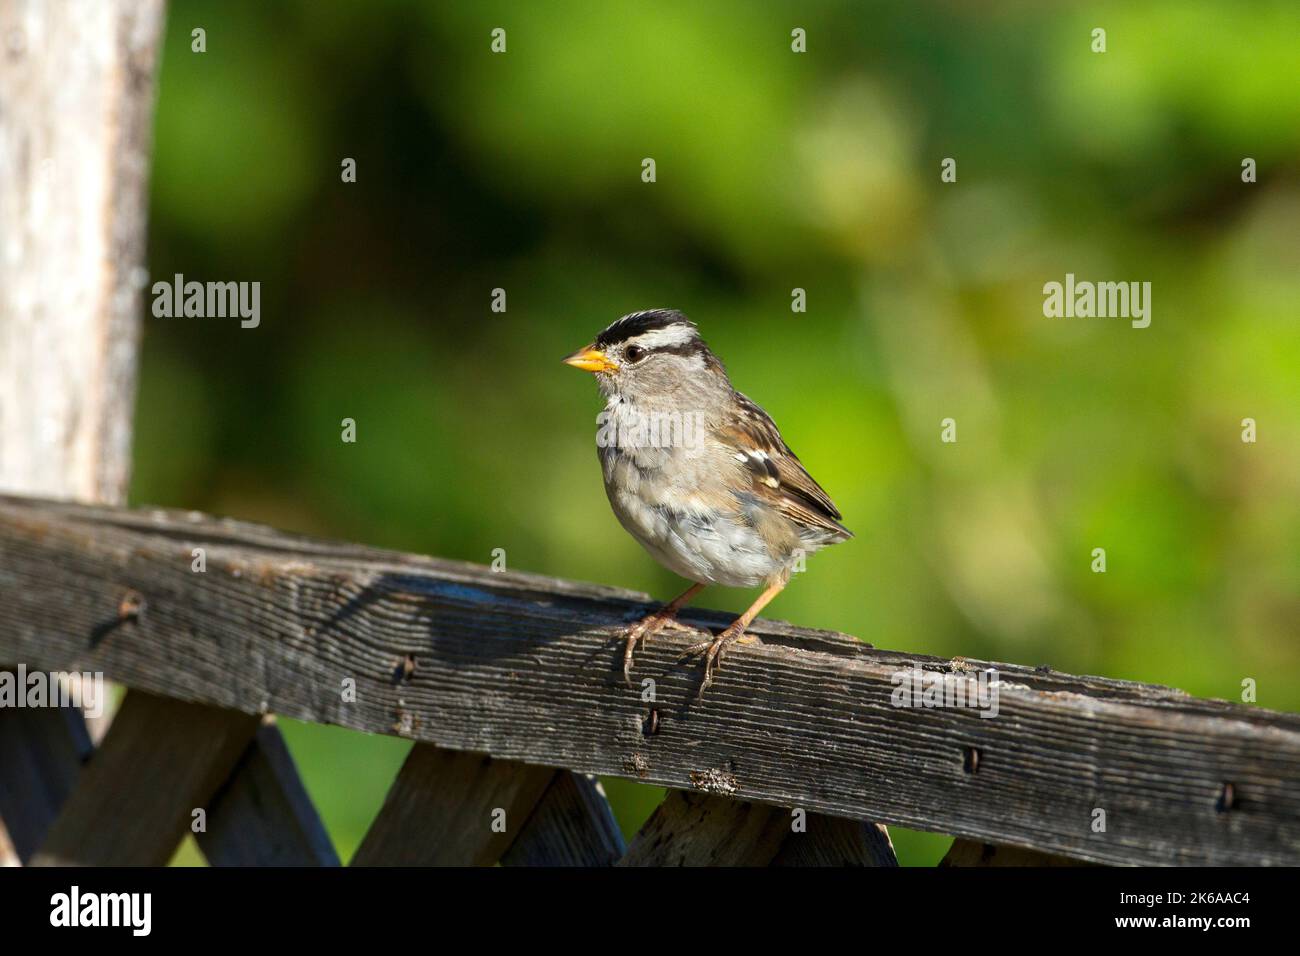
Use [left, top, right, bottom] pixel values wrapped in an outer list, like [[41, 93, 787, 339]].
[[563, 309, 727, 403]]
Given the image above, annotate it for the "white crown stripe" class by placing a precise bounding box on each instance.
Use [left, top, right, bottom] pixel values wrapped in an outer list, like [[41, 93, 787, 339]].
[[624, 324, 697, 350]]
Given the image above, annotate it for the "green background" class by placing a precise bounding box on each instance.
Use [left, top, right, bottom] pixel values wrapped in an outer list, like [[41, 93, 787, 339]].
[[137, 1, 1300, 866]]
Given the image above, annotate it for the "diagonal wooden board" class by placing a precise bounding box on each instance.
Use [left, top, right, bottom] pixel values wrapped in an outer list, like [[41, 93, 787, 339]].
[[620, 790, 898, 866], [502, 770, 626, 866], [198, 716, 340, 866], [351, 745, 555, 865], [31, 691, 259, 866], [941, 838, 1094, 867], [353, 745, 628, 866], [0, 673, 93, 863], [772, 813, 898, 867]]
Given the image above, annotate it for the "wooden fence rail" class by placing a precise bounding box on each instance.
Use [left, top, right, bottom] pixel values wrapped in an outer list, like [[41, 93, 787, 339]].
[[1, 494, 1298, 866]]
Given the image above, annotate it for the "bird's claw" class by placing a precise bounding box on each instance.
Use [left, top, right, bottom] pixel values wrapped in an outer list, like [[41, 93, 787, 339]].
[[621, 613, 698, 686], [681, 626, 750, 698]]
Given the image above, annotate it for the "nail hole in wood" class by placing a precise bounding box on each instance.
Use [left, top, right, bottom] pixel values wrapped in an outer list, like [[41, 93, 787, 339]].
[[117, 590, 143, 621], [963, 745, 981, 774], [391, 654, 416, 684], [643, 707, 660, 737], [1217, 782, 1236, 813]]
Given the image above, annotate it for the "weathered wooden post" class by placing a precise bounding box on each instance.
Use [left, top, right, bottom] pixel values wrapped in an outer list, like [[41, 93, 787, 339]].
[[0, 4, 343, 867], [0, 0, 165, 503], [0, 0, 167, 863]]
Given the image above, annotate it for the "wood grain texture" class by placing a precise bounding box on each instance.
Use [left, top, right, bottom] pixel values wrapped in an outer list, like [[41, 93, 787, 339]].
[[0, 674, 93, 863], [940, 838, 1094, 867], [771, 815, 898, 867], [197, 716, 340, 866], [31, 690, 259, 866], [620, 791, 788, 866], [2, 496, 1298, 866], [0, 0, 164, 504], [351, 745, 555, 866], [502, 772, 626, 866], [621, 790, 898, 866]]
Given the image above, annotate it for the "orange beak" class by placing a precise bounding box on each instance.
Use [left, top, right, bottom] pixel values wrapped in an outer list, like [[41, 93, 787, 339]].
[[562, 344, 618, 373]]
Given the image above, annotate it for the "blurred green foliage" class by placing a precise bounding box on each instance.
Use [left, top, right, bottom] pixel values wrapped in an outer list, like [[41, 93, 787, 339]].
[[142, 1, 1300, 866]]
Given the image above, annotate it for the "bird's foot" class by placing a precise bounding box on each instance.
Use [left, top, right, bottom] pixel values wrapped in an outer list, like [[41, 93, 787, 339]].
[[622, 610, 697, 686], [681, 625, 756, 698]]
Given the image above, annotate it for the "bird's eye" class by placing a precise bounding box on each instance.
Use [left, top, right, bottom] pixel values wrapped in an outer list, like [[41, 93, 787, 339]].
[[624, 345, 646, 363]]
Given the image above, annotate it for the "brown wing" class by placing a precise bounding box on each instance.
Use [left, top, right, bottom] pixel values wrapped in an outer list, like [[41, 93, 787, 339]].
[[717, 392, 852, 541]]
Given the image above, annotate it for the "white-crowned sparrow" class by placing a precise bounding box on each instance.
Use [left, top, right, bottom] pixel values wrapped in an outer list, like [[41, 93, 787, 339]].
[[564, 309, 851, 693]]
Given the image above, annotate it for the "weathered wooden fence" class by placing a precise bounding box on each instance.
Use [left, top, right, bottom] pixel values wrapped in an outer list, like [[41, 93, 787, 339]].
[[1, 494, 1297, 866], [1, 1, 1297, 868]]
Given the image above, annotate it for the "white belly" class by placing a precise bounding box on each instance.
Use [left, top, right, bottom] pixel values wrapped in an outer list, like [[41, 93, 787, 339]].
[[600, 445, 781, 589]]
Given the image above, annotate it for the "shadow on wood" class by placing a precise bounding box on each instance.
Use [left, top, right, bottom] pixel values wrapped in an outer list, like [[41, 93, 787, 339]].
[[2, 496, 1299, 866]]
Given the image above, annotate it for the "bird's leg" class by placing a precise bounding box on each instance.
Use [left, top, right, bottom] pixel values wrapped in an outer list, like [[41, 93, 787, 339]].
[[622, 582, 706, 685], [684, 580, 786, 696]]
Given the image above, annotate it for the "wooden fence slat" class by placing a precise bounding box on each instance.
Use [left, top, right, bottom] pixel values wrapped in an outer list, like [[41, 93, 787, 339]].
[[0, 671, 93, 864], [351, 745, 555, 866], [619, 791, 790, 866], [3, 496, 1299, 866], [771, 815, 898, 867], [197, 716, 340, 866], [0, 817, 16, 867], [619, 790, 899, 866], [31, 691, 259, 866], [940, 838, 1093, 867], [501, 772, 626, 866]]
